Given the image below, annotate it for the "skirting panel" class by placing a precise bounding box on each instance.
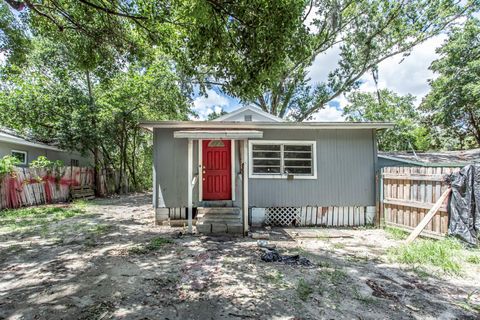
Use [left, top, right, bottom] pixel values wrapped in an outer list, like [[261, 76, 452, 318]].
[[253, 206, 376, 227]]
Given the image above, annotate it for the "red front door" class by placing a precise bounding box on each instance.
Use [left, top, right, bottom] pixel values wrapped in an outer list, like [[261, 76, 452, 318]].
[[202, 140, 231, 200]]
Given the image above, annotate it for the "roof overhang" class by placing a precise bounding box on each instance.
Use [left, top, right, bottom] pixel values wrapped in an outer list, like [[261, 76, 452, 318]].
[[0, 132, 62, 151], [174, 130, 263, 139], [141, 121, 394, 131]]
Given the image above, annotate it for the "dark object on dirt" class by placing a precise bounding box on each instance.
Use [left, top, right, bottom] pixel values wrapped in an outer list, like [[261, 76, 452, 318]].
[[366, 279, 398, 301], [260, 249, 313, 267], [445, 165, 480, 246]]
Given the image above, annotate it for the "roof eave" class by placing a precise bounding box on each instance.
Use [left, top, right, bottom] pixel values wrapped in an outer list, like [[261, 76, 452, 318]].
[[139, 121, 394, 131]]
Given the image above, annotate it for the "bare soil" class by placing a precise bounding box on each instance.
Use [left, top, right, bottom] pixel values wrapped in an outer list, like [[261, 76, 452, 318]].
[[1, 194, 479, 320]]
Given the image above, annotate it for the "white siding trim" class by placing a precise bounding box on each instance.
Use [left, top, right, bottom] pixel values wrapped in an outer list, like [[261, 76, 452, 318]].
[[187, 139, 193, 234], [198, 139, 203, 202], [248, 140, 317, 180], [231, 140, 235, 201]]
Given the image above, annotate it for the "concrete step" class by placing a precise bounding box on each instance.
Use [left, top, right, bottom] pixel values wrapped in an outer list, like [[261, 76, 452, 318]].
[[199, 200, 234, 207], [196, 222, 243, 234], [197, 207, 240, 215], [200, 217, 242, 224]]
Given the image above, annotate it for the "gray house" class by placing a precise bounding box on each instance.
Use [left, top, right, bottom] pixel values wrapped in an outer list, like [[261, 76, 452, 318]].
[[0, 129, 91, 167], [141, 106, 392, 234]]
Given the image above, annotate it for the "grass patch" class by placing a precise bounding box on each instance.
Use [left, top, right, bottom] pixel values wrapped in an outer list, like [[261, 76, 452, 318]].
[[388, 237, 464, 275], [325, 268, 348, 285], [384, 226, 409, 240], [296, 278, 314, 301], [129, 237, 173, 254], [265, 269, 285, 287], [466, 255, 480, 264], [332, 242, 346, 249], [0, 205, 86, 234]]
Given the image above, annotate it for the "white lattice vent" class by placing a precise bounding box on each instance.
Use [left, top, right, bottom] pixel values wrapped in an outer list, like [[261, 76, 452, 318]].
[[265, 207, 301, 226]]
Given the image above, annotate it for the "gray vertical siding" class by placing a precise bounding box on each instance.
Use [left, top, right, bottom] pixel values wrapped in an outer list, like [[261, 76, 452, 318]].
[[153, 127, 377, 208], [248, 129, 375, 207]]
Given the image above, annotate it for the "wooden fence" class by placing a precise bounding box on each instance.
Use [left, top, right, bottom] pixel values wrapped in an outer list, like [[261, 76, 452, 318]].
[[381, 166, 460, 238], [0, 166, 103, 210]]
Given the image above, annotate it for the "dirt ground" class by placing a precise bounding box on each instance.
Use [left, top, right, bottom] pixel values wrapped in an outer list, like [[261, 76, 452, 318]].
[[1, 194, 479, 320]]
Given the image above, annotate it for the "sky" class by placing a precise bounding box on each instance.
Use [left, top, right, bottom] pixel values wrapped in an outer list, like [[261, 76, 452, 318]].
[[191, 34, 448, 121]]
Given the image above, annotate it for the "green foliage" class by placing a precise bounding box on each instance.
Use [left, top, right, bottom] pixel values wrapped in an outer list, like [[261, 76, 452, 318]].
[[466, 255, 480, 264], [0, 155, 20, 176], [343, 89, 432, 151], [206, 108, 228, 121], [0, 205, 85, 233], [384, 227, 409, 240], [129, 237, 173, 254], [421, 18, 480, 149], [244, 0, 479, 120], [388, 238, 464, 275], [296, 278, 314, 301], [29, 156, 63, 169]]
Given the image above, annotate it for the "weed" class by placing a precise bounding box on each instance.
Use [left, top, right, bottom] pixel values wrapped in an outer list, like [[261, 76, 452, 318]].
[[265, 269, 284, 286], [385, 226, 409, 240], [352, 287, 377, 305], [317, 260, 331, 268], [332, 242, 346, 249], [325, 268, 348, 285], [129, 237, 173, 254], [296, 278, 313, 301], [388, 237, 464, 275], [89, 224, 113, 235], [466, 255, 480, 264]]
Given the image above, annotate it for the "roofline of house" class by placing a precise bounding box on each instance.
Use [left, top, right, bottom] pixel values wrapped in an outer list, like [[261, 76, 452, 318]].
[[213, 105, 284, 122], [378, 154, 468, 167], [140, 121, 394, 131], [0, 131, 63, 151]]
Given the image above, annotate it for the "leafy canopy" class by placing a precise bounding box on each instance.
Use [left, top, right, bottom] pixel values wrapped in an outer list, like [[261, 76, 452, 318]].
[[421, 18, 480, 149], [343, 89, 432, 151]]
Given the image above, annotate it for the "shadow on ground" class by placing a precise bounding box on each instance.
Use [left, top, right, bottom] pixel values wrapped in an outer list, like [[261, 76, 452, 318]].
[[0, 194, 478, 320]]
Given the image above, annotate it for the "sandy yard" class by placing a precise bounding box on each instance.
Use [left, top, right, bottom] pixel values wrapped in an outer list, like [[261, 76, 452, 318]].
[[0, 193, 479, 320]]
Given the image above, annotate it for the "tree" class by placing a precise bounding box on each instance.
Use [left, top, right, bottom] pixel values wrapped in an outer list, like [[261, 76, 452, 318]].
[[1, 0, 309, 99], [343, 89, 432, 151], [421, 18, 480, 149], [0, 37, 190, 192], [206, 108, 228, 121], [243, 0, 479, 120]]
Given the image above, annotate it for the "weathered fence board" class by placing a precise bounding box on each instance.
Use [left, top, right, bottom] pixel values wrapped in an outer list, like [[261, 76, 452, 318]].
[[381, 166, 460, 237], [0, 166, 98, 210]]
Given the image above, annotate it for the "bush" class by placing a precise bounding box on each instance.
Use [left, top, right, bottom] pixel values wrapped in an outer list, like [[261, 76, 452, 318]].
[[0, 155, 20, 176], [30, 156, 63, 169]]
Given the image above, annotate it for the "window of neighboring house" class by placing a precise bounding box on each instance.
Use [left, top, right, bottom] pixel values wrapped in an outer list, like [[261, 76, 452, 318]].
[[70, 159, 79, 166], [11, 150, 27, 165], [244, 114, 253, 121], [249, 141, 316, 179]]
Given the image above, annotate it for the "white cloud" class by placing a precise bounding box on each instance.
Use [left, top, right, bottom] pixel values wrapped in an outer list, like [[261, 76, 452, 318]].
[[308, 104, 345, 122], [359, 35, 446, 101], [191, 90, 229, 120]]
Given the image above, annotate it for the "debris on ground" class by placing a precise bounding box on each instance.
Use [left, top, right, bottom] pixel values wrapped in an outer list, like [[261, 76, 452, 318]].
[[257, 240, 276, 250], [260, 248, 313, 267], [366, 279, 398, 301], [251, 231, 269, 239]]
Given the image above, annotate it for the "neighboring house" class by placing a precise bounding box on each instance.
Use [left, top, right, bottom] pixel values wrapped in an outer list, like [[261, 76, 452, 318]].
[[0, 129, 91, 167], [378, 149, 480, 168], [141, 105, 393, 234]]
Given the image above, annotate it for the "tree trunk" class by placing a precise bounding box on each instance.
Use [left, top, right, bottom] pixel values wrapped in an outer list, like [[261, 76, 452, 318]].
[[86, 70, 102, 197]]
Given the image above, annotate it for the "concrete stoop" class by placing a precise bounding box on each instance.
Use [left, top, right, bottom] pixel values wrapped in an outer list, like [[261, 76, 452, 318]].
[[196, 206, 243, 234]]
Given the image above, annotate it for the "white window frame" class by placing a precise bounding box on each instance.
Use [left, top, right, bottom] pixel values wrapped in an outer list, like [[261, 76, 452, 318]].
[[11, 150, 27, 165], [248, 140, 317, 179]]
